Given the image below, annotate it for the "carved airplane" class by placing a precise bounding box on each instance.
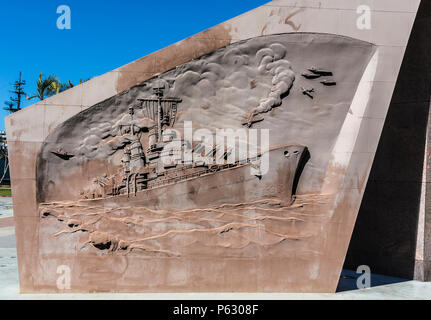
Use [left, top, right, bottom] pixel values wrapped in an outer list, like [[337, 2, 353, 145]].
[[51, 149, 75, 160], [308, 67, 333, 76], [301, 72, 322, 80], [320, 80, 337, 86], [242, 115, 265, 128], [301, 87, 315, 99]]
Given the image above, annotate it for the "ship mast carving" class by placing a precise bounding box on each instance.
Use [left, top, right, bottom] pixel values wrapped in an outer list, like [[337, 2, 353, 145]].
[[138, 85, 182, 150], [98, 85, 184, 198]]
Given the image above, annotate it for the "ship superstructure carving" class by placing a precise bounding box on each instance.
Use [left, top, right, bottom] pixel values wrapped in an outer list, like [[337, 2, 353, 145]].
[[91, 85, 184, 198], [81, 84, 309, 208]]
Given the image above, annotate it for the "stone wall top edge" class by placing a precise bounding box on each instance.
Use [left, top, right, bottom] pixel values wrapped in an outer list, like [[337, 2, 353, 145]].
[[265, 0, 421, 13], [264, 4, 418, 14]]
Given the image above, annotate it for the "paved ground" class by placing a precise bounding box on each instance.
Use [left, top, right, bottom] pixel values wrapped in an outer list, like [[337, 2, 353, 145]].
[[1, 197, 430, 300]]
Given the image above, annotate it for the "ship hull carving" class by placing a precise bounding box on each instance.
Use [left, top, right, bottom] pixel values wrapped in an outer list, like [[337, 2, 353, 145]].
[[78, 145, 309, 211]]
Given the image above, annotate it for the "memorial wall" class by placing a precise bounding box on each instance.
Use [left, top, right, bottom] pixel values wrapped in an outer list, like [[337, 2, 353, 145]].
[[5, 0, 422, 292]]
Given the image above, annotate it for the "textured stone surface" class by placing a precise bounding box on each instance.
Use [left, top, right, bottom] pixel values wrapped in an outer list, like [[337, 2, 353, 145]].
[[29, 33, 372, 293], [5, 0, 420, 293]]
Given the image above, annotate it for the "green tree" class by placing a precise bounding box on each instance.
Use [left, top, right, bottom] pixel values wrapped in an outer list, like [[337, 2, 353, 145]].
[[27, 73, 58, 101], [51, 79, 74, 94], [27, 73, 90, 101]]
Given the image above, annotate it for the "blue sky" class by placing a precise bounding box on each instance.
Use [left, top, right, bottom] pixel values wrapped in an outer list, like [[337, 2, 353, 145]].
[[0, 0, 268, 130]]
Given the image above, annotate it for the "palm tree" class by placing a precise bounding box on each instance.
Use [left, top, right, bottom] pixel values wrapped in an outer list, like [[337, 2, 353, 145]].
[[27, 73, 58, 101], [27, 74, 90, 102], [53, 79, 77, 93]]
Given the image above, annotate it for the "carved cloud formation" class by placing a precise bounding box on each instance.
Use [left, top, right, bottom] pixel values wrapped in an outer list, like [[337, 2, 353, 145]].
[[76, 110, 155, 160], [167, 41, 295, 131], [249, 44, 295, 118], [75, 41, 295, 161]]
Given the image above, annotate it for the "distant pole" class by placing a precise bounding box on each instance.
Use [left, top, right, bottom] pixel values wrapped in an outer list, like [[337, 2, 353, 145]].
[[12, 72, 26, 111], [5, 72, 26, 113]]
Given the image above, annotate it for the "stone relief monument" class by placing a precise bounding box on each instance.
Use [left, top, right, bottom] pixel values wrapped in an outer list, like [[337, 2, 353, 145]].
[[37, 34, 372, 261], [5, 1, 421, 292]]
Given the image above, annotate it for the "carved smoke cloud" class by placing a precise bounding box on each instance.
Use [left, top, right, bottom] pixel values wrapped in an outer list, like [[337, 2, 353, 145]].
[[170, 42, 295, 130], [250, 44, 295, 117], [72, 42, 295, 161]]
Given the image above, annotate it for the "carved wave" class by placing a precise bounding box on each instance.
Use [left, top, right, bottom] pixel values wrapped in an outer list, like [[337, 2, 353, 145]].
[[40, 194, 332, 258]]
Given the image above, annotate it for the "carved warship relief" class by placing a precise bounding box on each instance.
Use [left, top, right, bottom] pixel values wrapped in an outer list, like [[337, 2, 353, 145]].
[[36, 33, 375, 263], [75, 86, 308, 202]]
